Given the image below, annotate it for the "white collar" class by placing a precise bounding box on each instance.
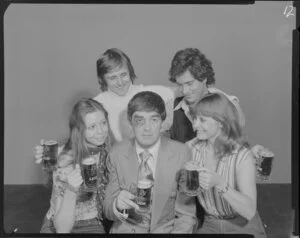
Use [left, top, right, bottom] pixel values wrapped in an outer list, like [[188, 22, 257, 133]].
[[135, 137, 161, 162], [106, 83, 134, 99], [174, 98, 190, 112], [174, 87, 221, 112]]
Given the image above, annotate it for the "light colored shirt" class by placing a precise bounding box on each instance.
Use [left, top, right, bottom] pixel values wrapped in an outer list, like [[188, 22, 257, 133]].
[[174, 87, 245, 128], [94, 84, 175, 142]]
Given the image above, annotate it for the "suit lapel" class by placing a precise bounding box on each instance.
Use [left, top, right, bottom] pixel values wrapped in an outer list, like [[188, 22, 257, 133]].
[[150, 137, 176, 229], [124, 139, 140, 188]]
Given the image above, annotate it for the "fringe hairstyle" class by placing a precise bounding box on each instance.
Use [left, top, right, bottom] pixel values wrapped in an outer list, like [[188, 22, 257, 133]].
[[191, 93, 248, 159], [96, 48, 137, 91], [62, 98, 113, 166]]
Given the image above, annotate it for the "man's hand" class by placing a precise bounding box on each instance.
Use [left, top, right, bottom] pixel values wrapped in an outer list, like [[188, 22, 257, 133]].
[[116, 190, 139, 211]]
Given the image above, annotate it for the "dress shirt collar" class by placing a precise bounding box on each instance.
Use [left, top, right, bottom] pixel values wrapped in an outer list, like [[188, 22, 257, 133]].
[[135, 137, 161, 163], [174, 98, 189, 112], [174, 98, 193, 123], [174, 87, 219, 112]]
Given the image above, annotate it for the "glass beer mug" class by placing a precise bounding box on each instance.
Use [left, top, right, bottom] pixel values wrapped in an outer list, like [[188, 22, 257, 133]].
[[181, 161, 201, 196], [81, 156, 98, 192], [255, 147, 275, 181], [42, 140, 58, 170]]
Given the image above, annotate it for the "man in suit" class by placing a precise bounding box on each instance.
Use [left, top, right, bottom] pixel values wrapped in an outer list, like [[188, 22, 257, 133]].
[[103, 91, 197, 233]]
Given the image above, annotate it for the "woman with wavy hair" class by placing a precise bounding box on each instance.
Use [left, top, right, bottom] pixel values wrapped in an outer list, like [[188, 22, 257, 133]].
[[180, 93, 266, 237], [40, 98, 113, 233]]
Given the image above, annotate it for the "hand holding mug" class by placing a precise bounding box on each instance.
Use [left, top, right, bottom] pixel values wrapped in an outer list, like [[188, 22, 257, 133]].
[[180, 161, 201, 196], [33, 139, 45, 164], [116, 190, 139, 212], [255, 147, 275, 181], [65, 164, 83, 193], [197, 167, 223, 190], [33, 139, 58, 170]]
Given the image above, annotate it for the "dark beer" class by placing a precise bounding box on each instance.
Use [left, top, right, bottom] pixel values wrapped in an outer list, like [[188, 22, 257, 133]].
[[186, 170, 199, 191], [260, 150, 274, 176], [43, 140, 58, 169], [82, 157, 97, 191], [136, 180, 152, 211], [185, 162, 199, 196]]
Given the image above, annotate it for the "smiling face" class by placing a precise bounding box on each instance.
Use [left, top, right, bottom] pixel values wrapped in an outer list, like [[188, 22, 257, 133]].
[[131, 111, 162, 149], [175, 70, 208, 106], [193, 114, 221, 143], [103, 64, 132, 96], [83, 111, 109, 147]]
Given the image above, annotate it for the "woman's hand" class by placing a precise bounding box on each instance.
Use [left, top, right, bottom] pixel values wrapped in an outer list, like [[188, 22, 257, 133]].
[[33, 139, 45, 164], [65, 164, 83, 193], [198, 167, 223, 190]]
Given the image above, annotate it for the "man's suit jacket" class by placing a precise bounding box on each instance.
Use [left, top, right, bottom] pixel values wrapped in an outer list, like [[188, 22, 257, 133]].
[[103, 136, 197, 233]]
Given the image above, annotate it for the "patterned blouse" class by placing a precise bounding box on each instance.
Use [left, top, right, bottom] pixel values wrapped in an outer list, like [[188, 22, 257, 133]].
[[46, 145, 108, 222], [186, 138, 252, 219]]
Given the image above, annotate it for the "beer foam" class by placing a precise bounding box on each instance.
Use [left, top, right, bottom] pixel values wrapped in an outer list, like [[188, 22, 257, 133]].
[[45, 140, 57, 146], [138, 180, 152, 189], [82, 157, 96, 165], [260, 149, 274, 157], [185, 162, 198, 171]]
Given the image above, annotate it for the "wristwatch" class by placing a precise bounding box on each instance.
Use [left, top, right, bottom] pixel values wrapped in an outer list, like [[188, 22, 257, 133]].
[[217, 182, 229, 195]]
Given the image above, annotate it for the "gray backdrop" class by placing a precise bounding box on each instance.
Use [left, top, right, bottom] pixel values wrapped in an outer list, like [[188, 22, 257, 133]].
[[4, 2, 294, 184]]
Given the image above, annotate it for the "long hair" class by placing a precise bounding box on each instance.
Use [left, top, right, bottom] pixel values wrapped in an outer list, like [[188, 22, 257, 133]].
[[58, 98, 114, 202], [62, 98, 113, 166], [192, 93, 247, 159], [96, 48, 137, 91]]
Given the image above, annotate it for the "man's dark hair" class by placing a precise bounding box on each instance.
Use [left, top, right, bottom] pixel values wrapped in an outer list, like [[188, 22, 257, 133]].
[[127, 91, 166, 122]]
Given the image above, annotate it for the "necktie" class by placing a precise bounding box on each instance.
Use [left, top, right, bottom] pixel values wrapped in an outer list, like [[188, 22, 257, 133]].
[[137, 150, 153, 231], [139, 150, 154, 182]]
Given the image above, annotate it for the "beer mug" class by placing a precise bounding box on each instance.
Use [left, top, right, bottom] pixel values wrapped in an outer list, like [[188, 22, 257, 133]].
[[81, 157, 98, 192], [42, 140, 58, 170], [183, 162, 200, 196], [256, 148, 275, 181], [136, 180, 152, 212], [122, 184, 143, 225]]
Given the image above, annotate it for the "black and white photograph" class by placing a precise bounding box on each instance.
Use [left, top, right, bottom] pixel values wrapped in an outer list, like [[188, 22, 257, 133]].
[[1, 1, 298, 237]]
